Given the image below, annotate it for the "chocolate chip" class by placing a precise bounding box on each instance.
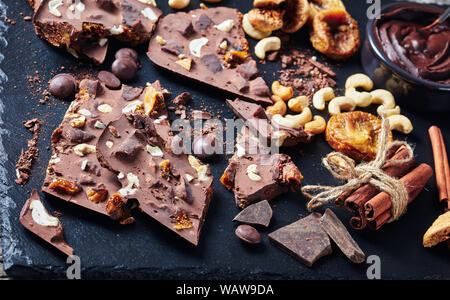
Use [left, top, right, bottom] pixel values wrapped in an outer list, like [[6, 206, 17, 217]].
[[235, 225, 262, 244], [200, 54, 222, 73], [267, 51, 279, 62], [49, 74, 77, 99], [115, 48, 139, 63], [79, 79, 103, 96], [98, 71, 121, 89], [67, 129, 95, 143], [122, 85, 143, 101], [173, 92, 191, 106], [97, 0, 116, 11], [112, 58, 137, 82], [194, 14, 212, 31], [236, 61, 259, 80], [176, 19, 194, 36], [192, 134, 217, 160], [230, 74, 249, 92]]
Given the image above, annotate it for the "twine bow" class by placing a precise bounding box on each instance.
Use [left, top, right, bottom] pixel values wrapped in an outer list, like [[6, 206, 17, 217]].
[[301, 117, 414, 222]]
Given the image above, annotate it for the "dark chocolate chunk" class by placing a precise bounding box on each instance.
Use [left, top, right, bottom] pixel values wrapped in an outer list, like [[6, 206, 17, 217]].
[[173, 92, 191, 105], [250, 77, 271, 97], [98, 71, 121, 89], [194, 14, 213, 31], [115, 48, 139, 63], [79, 79, 103, 97], [122, 85, 143, 101], [122, 1, 142, 27], [49, 74, 77, 99], [176, 19, 194, 36], [233, 200, 272, 227], [112, 58, 137, 82], [235, 225, 262, 244], [268, 213, 332, 267], [319, 209, 366, 264], [97, 0, 116, 11], [236, 61, 259, 80], [200, 54, 223, 73], [113, 136, 143, 159], [67, 129, 96, 143], [161, 41, 183, 56], [230, 74, 249, 92], [19, 190, 74, 256]]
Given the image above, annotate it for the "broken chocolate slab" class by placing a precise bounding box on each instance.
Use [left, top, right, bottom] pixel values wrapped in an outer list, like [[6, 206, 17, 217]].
[[268, 213, 332, 267], [42, 79, 167, 220], [96, 113, 214, 246], [221, 126, 303, 208], [226, 98, 312, 147], [148, 7, 272, 105], [31, 0, 162, 63], [20, 190, 74, 256], [233, 200, 273, 227], [319, 209, 366, 264]]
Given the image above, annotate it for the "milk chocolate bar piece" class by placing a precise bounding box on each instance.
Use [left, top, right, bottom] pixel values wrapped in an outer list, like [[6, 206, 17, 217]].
[[233, 200, 273, 227], [226, 98, 312, 147], [42, 80, 167, 222], [268, 213, 332, 267], [147, 7, 273, 105], [221, 126, 303, 208], [32, 0, 162, 63], [319, 209, 366, 264], [96, 113, 214, 245], [20, 190, 74, 256]]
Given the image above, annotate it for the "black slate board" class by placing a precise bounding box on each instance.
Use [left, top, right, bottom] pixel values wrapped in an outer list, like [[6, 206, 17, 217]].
[[0, 0, 449, 279]]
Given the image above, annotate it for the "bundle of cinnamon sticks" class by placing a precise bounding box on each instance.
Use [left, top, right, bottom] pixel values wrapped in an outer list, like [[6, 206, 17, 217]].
[[334, 145, 433, 230], [428, 126, 450, 211]]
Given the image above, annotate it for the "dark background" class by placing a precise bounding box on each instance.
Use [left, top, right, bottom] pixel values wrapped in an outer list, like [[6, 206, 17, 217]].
[[0, 0, 449, 279]]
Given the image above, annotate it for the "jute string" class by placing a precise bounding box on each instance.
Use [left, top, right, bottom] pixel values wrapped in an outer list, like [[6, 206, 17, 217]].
[[301, 117, 414, 222]]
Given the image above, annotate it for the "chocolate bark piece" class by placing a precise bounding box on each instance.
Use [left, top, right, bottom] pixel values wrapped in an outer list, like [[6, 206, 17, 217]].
[[96, 113, 214, 246], [31, 0, 162, 64], [147, 7, 273, 105], [319, 209, 366, 264], [42, 79, 167, 221], [232, 200, 273, 227], [226, 98, 312, 147], [268, 213, 332, 267], [221, 127, 303, 208], [20, 190, 74, 256]]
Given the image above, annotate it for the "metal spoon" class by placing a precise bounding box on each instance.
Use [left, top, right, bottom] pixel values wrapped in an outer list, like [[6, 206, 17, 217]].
[[421, 7, 450, 30]]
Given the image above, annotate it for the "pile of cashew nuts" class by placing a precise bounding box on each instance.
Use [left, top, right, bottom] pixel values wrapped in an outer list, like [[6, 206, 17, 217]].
[[312, 73, 413, 134], [266, 81, 327, 135]]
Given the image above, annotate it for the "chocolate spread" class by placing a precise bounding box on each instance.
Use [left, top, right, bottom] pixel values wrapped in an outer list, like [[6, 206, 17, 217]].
[[374, 5, 450, 85]]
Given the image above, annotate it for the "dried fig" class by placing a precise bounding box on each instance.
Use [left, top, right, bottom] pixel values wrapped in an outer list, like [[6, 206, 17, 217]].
[[309, 9, 360, 60], [307, 0, 346, 17], [282, 0, 310, 33], [247, 8, 285, 32], [325, 111, 393, 162]]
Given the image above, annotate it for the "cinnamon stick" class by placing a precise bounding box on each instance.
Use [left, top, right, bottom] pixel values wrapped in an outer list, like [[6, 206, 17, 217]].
[[364, 163, 433, 223], [349, 215, 366, 230], [367, 210, 391, 231], [428, 126, 450, 208]]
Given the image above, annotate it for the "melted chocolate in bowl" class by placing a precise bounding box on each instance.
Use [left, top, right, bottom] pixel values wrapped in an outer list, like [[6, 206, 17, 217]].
[[374, 5, 450, 85]]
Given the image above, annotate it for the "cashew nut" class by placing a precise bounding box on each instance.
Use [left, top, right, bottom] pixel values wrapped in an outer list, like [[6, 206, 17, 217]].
[[387, 115, 413, 134], [254, 36, 281, 60], [274, 107, 312, 129], [272, 81, 293, 101], [288, 96, 309, 113], [345, 87, 372, 108], [266, 96, 287, 116], [168, 0, 190, 9], [345, 73, 374, 90], [304, 116, 327, 135], [370, 89, 396, 109], [312, 87, 334, 110], [328, 97, 356, 115], [243, 13, 272, 40], [377, 105, 400, 117]]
